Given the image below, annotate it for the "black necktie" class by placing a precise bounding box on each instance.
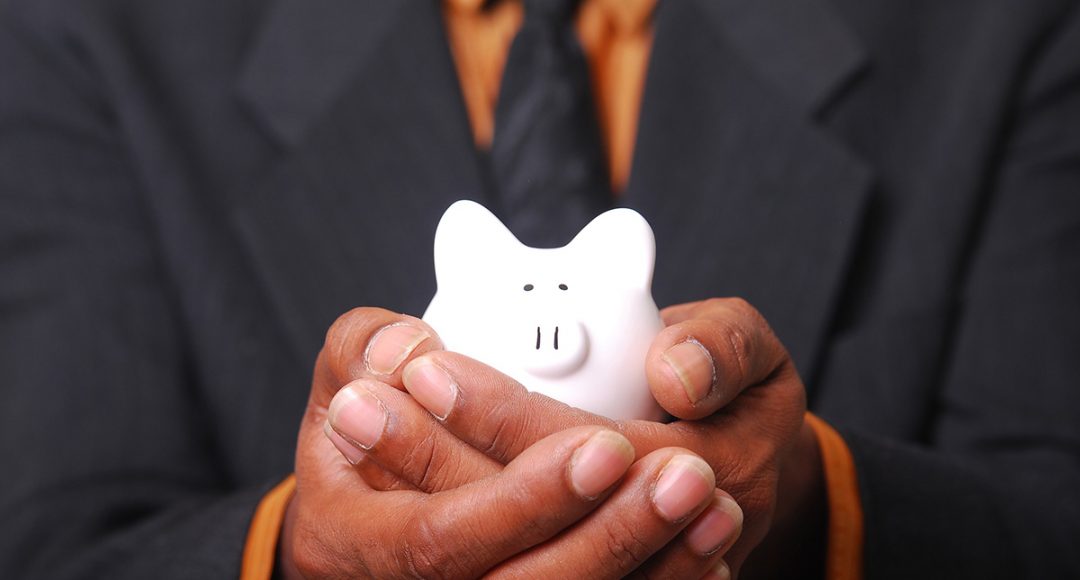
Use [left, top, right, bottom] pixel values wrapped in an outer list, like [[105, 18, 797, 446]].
[[490, 0, 612, 248]]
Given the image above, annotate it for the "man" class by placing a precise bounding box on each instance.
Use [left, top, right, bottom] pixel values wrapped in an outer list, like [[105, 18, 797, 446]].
[[1, 0, 1078, 578]]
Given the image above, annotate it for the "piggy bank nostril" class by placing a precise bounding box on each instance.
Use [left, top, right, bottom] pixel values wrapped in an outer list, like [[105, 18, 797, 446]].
[[535, 326, 562, 350], [522, 322, 589, 378]]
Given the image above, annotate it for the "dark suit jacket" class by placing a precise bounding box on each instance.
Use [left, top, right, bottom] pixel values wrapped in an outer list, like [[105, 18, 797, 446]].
[[1, 0, 1078, 577]]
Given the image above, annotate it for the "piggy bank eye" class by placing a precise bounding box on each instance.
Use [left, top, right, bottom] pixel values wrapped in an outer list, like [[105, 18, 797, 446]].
[[558, 283, 568, 291], [523, 284, 535, 291]]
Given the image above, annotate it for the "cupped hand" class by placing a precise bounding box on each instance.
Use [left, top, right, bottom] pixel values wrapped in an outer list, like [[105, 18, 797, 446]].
[[282, 307, 741, 579], [327, 298, 820, 578]]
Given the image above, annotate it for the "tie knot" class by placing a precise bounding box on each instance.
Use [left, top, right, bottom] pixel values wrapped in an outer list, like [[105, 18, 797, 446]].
[[523, 0, 580, 23]]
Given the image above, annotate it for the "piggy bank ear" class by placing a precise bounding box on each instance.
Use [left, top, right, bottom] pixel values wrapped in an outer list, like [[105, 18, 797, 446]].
[[566, 207, 656, 291], [433, 200, 522, 288]]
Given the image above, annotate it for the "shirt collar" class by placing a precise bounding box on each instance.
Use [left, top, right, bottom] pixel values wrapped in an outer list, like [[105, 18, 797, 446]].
[[445, 0, 657, 34]]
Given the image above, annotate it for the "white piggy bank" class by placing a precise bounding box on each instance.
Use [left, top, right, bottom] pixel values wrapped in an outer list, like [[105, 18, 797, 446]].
[[422, 200, 666, 421]]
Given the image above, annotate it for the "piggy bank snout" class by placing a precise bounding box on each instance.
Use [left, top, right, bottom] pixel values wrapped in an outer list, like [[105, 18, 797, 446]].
[[520, 318, 589, 378]]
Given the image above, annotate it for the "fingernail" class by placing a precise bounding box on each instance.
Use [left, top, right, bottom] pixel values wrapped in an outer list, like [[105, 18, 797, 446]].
[[570, 430, 636, 499], [324, 420, 366, 464], [365, 323, 430, 375], [402, 359, 457, 420], [662, 340, 715, 404], [701, 560, 731, 580], [328, 386, 387, 449], [685, 495, 743, 555], [653, 455, 715, 522]]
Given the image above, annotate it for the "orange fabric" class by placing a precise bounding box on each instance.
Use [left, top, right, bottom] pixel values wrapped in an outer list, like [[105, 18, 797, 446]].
[[806, 413, 865, 580], [443, 0, 522, 150], [240, 475, 296, 580], [443, 0, 656, 191]]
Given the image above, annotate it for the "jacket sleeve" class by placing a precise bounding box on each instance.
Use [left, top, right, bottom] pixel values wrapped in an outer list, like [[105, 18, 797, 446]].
[[0, 8, 276, 579], [844, 5, 1080, 578]]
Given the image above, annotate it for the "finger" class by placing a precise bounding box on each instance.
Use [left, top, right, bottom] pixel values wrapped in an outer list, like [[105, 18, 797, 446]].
[[313, 307, 443, 406], [401, 348, 804, 487], [487, 449, 717, 579], [659, 300, 705, 325], [302, 308, 442, 492], [325, 378, 501, 491], [323, 422, 419, 491], [401, 351, 611, 464], [400, 351, 723, 465], [647, 297, 789, 420], [634, 488, 744, 579], [392, 427, 638, 579]]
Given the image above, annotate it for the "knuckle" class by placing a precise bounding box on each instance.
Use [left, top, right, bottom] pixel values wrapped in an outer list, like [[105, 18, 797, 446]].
[[777, 366, 807, 408], [597, 517, 657, 571], [716, 320, 753, 385], [324, 307, 370, 349], [724, 297, 771, 337], [725, 298, 790, 371], [479, 404, 530, 464], [401, 512, 475, 580], [399, 430, 446, 492], [401, 517, 452, 579], [322, 307, 373, 380], [727, 296, 755, 316], [700, 297, 729, 315]]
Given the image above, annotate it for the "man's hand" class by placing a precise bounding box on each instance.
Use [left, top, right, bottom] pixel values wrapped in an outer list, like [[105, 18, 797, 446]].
[[326, 299, 821, 577], [280, 307, 741, 579]]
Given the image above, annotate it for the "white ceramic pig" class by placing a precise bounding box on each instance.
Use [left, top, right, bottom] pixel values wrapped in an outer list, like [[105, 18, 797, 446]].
[[422, 200, 665, 421]]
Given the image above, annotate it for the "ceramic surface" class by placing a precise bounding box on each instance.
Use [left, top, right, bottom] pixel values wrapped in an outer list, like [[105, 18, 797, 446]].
[[423, 200, 665, 421]]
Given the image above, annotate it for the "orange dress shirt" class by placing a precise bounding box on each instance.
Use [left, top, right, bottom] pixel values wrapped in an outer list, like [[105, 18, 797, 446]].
[[443, 0, 654, 191], [240, 2, 864, 578]]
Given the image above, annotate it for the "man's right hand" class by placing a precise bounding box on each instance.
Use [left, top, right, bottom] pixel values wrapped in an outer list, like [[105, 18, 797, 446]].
[[279, 308, 735, 579]]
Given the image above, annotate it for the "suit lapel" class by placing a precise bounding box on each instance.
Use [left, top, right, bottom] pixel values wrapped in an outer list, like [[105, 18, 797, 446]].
[[232, 0, 486, 363], [625, 0, 873, 381], [228, 0, 872, 378]]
